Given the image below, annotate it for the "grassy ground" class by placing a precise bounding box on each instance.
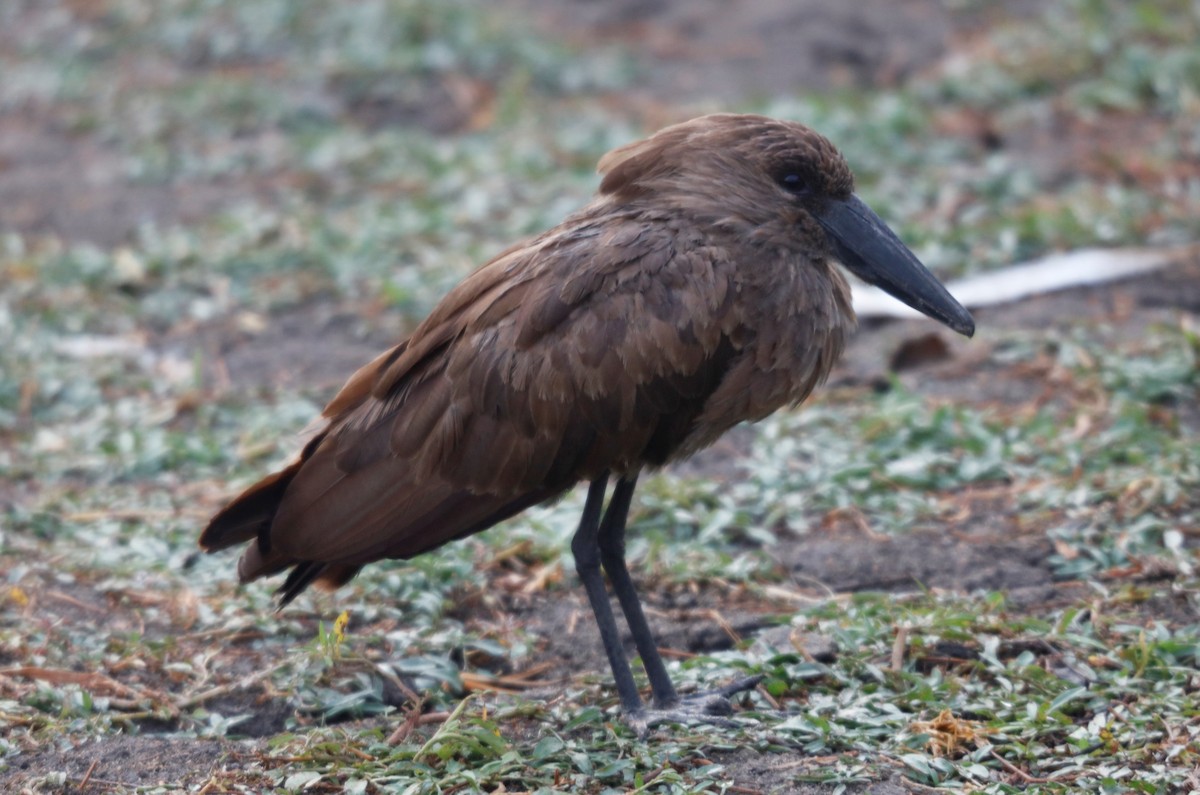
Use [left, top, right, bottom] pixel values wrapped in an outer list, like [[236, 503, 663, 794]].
[[1, 0, 1199, 792]]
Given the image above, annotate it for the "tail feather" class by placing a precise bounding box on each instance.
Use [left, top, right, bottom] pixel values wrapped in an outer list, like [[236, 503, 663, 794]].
[[276, 561, 328, 605], [200, 462, 302, 552]]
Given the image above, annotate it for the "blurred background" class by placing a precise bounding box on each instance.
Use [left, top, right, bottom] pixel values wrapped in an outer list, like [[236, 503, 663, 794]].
[[2, 1, 1198, 792]]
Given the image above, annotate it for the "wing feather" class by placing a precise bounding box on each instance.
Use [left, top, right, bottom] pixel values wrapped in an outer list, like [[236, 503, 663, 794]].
[[207, 211, 747, 591]]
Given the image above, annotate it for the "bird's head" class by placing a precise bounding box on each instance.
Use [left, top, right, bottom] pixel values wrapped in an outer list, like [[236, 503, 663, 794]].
[[598, 114, 975, 338]]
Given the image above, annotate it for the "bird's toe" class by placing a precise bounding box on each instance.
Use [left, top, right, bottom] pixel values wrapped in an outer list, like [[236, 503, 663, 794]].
[[625, 674, 764, 736], [670, 673, 765, 711]]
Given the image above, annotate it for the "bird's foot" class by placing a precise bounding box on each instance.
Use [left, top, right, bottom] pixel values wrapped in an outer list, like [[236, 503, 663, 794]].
[[626, 674, 764, 737]]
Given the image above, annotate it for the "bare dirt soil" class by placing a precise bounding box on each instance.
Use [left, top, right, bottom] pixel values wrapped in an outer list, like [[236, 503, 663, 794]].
[[0, 736, 256, 792], [0, 114, 250, 249], [509, 0, 1038, 102]]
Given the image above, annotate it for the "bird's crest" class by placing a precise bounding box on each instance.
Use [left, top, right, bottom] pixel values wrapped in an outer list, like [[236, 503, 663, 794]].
[[597, 123, 693, 197]]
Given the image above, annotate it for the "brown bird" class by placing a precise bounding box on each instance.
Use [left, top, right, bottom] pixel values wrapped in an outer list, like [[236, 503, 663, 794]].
[[200, 113, 974, 727]]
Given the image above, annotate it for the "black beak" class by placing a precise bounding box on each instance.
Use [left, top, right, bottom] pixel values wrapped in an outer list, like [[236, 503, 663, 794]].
[[815, 194, 975, 337]]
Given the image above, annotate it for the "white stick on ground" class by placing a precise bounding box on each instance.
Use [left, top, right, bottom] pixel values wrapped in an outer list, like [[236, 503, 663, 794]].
[[853, 244, 1200, 320]]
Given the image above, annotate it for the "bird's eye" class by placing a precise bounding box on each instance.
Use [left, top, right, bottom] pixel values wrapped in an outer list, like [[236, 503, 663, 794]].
[[778, 173, 808, 194]]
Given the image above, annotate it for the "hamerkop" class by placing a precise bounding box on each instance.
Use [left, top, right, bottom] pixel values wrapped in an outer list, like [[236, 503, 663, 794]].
[[201, 113, 975, 727]]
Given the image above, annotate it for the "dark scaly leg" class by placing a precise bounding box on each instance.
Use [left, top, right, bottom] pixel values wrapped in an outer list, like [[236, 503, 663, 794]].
[[596, 474, 678, 706], [595, 474, 763, 729], [571, 475, 644, 715]]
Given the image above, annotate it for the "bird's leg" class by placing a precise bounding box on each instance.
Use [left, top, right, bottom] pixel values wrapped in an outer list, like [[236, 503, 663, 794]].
[[571, 475, 645, 715], [595, 474, 678, 706], [597, 475, 763, 728]]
